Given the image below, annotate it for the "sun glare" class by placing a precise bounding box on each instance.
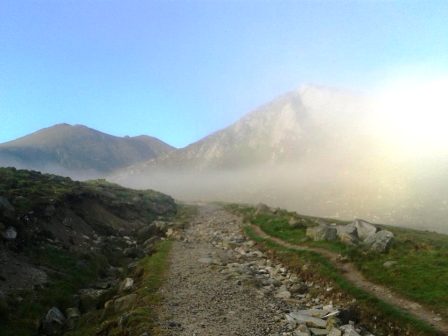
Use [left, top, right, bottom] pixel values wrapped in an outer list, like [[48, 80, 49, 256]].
[[372, 77, 448, 157]]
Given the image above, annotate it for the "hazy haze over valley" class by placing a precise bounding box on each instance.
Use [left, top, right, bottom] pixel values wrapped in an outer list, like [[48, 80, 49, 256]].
[[112, 84, 448, 233], [1, 1, 447, 233]]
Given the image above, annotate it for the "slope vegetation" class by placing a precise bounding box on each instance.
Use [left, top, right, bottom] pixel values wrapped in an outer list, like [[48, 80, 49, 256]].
[[0, 168, 177, 335]]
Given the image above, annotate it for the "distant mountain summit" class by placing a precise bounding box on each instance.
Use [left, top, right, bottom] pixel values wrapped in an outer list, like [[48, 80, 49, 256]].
[[121, 85, 366, 174], [0, 124, 174, 178]]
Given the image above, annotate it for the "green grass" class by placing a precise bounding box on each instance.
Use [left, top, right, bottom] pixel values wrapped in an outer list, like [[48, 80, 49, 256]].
[[233, 204, 448, 320], [0, 246, 109, 336], [66, 239, 173, 336], [244, 225, 440, 336]]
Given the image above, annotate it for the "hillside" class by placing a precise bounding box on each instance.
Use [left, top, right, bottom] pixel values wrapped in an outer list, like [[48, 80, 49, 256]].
[[112, 86, 448, 233], [0, 124, 174, 178], [0, 168, 177, 335], [120, 85, 368, 172]]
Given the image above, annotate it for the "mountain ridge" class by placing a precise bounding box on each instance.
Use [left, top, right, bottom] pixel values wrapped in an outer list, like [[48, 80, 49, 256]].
[[0, 123, 175, 178]]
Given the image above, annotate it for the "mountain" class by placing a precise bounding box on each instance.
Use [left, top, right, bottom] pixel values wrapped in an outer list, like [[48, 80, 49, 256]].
[[112, 85, 448, 233], [0, 124, 175, 178], [121, 85, 368, 173]]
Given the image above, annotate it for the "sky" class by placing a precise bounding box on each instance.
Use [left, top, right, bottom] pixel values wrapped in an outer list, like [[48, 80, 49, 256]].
[[1, 0, 447, 148]]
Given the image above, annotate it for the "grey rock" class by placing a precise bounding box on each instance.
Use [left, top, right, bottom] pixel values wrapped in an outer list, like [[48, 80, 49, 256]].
[[364, 230, 394, 253], [336, 224, 358, 245], [339, 324, 360, 336], [383, 260, 397, 268], [328, 328, 342, 336], [40, 307, 66, 335], [119, 277, 134, 292], [353, 219, 378, 241], [114, 293, 137, 312], [310, 327, 329, 335], [289, 217, 303, 228], [306, 225, 337, 241], [274, 289, 291, 299], [287, 312, 327, 328], [153, 220, 168, 232], [289, 282, 309, 294], [2, 226, 17, 240], [254, 203, 271, 216]]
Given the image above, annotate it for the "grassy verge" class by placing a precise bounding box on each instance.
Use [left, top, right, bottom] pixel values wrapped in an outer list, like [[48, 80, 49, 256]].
[[230, 204, 448, 320], [66, 239, 172, 336], [244, 225, 440, 336]]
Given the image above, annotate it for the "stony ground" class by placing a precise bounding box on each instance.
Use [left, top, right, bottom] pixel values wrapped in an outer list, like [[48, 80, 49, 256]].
[[157, 204, 372, 336]]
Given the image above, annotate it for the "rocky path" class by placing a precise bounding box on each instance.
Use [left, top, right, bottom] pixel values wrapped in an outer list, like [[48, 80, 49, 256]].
[[157, 205, 285, 335], [251, 224, 448, 335], [157, 204, 376, 336]]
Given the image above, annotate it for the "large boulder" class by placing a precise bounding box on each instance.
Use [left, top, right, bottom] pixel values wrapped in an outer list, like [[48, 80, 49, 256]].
[[40, 307, 66, 335], [306, 225, 337, 241], [364, 230, 394, 252], [336, 224, 358, 245], [353, 219, 379, 241]]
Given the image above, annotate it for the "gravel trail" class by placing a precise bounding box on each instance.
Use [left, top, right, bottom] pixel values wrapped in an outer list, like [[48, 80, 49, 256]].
[[157, 204, 286, 336]]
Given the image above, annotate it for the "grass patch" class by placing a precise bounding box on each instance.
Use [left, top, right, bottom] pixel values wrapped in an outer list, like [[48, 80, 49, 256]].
[[244, 225, 440, 336], [66, 239, 172, 336], [232, 204, 448, 321]]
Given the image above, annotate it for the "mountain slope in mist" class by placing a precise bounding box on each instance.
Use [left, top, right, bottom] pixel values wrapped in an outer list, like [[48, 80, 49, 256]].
[[121, 85, 369, 173], [113, 85, 448, 233], [0, 123, 174, 178]]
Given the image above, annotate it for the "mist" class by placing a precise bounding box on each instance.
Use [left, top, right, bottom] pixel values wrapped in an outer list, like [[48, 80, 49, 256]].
[[112, 79, 448, 234]]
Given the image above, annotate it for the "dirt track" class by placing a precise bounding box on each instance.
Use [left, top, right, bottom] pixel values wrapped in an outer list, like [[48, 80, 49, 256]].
[[251, 224, 448, 334]]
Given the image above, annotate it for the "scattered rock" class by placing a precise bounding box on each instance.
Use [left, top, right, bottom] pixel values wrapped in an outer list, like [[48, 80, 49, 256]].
[[353, 219, 378, 241], [254, 203, 271, 216], [119, 277, 134, 292], [114, 293, 137, 312], [328, 328, 342, 336], [306, 225, 337, 241], [287, 312, 327, 328], [40, 307, 66, 335], [339, 324, 361, 336], [383, 260, 397, 268], [2, 226, 17, 240], [364, 230, 394, 253], [336, 224, 358, 245], [309, 327, 329, 335]]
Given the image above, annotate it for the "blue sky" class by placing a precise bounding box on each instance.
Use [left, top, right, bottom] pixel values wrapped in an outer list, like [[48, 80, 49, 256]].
[[1, 1, 447, 148]]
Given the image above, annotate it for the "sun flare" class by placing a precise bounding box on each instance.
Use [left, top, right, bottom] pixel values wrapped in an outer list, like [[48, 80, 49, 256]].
[[372, 77, 448, 157]]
